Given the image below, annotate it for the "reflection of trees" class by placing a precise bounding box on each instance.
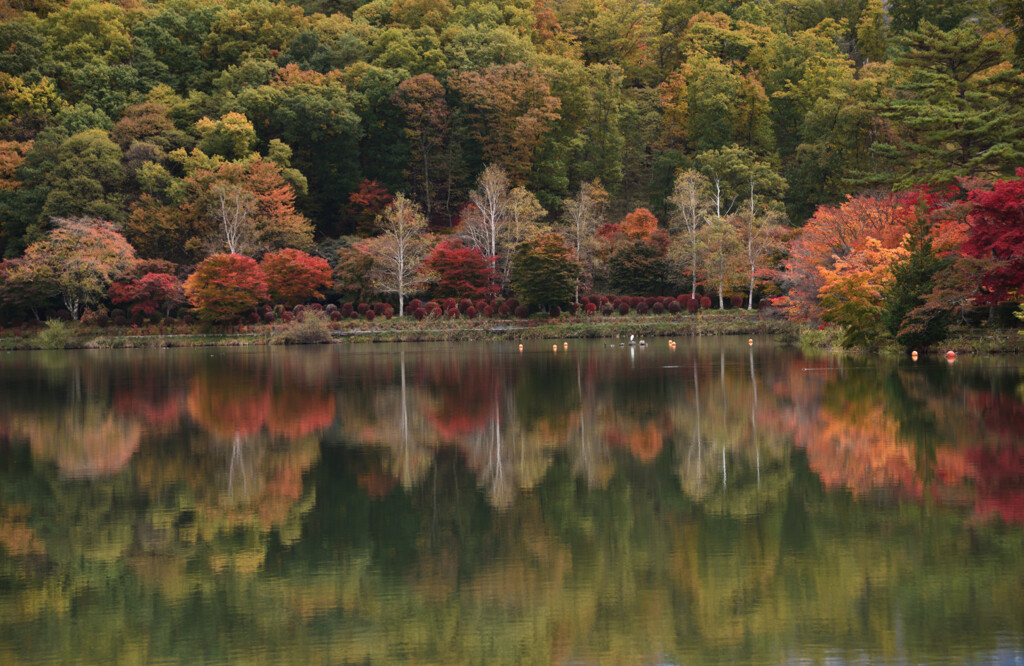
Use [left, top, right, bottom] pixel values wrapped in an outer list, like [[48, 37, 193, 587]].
[[674, 341, 792, 516], [13, 407, 142, 479], [335, 340, 797, 511], [2, 343, 1024, 663]]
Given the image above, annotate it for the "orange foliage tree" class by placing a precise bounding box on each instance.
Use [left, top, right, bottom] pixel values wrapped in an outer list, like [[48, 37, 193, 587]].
[[779, 194, 914, 319], [260, 248, 332, 307], [818, 238, 908, 347], [184, 253, 269, 322]]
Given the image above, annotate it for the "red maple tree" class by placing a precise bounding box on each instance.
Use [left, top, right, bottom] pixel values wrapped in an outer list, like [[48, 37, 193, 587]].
[[260, 248, 332, 307], [184, 253, 269, 321], [961, 169, 1024, 304], [422, 238, 499, 299], [108, 272, 186, 317]]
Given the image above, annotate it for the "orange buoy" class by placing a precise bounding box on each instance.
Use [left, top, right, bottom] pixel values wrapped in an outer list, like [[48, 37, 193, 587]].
[[748, 338, 753, 345], [911, 350, 919, 361], [946, 350, 956, 362], [553, 344, 558, 352], [563, 341, 568, 349], [518, 343, 523, 352]]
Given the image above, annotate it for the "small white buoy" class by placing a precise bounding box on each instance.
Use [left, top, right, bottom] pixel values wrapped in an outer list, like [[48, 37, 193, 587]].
[[552, 344, 558, 352], [518, 343, 523, 352], [563, 341, 568, 350], [748, 338, 753, 346], [911, 350, 918, 361]]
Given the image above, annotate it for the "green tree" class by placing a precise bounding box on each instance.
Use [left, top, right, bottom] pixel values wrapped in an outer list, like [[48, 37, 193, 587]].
[[608, 236, 671, 296], [856, 0, 889, 62], [511, 232, 580, 309], [883, 223, 950, 350], [887, 0, 986, 33], [875, 22, 1024, 187], [697, 215, 743, 309], [43, 128, 126, 224]]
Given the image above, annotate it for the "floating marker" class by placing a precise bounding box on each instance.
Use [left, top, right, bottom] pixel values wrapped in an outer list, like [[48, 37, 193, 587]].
[[911, 350, 918, 361], [563, 341, 568, 349], [552, 344, 558, 352], [518, 343, 523, 352], [946, 350, 957, 363], [748, 338, 753, 346]]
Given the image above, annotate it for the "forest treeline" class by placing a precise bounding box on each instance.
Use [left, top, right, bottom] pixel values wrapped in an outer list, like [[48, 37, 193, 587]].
[[1, 0, 1023, 347]]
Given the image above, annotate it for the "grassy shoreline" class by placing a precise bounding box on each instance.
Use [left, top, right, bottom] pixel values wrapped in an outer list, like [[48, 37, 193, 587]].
[[0, 311, 795, 350], [3, 313, 1020, 353]]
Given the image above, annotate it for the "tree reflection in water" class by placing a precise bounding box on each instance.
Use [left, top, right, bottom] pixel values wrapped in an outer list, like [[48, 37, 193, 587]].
[[0, 342, 1022, 663]]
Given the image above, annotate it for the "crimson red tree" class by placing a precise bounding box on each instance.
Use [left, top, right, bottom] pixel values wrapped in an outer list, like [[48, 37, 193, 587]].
[[962, 169, 1024, 304], [347, 179, 394, 237], [108, 272, 186, 317], [422, 238, 499, 300], [184, 253, 269, 322], [260, 248, 332, 307]]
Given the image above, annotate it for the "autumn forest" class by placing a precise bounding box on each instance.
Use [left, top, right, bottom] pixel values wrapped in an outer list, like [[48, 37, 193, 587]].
[[1, 0, 1024, 347]]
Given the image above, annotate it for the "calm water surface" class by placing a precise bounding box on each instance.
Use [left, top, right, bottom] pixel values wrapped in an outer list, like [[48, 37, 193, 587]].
[[1, 338, 1023, 664]]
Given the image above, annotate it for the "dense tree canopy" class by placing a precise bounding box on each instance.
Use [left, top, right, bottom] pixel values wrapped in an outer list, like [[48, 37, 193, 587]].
[[0, 0, 1019, 259], [0, 0, 1020, 346]]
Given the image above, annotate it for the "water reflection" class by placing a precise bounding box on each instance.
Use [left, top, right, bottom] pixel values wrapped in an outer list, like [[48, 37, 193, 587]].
[[0, 342, 1022, 663]]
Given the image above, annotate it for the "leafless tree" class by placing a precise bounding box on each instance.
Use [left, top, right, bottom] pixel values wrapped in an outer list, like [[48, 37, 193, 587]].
[[561, 180, 607, 302], [208, 182, 257, 255], [367, 194, 431, 316], [668, 169, 711, 298], [461, 164, 510, 260]]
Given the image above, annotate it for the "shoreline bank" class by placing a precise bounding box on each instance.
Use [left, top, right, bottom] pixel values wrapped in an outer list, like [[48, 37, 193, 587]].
[[3, 314, 1020, 354], [0, 312, 795, 350]]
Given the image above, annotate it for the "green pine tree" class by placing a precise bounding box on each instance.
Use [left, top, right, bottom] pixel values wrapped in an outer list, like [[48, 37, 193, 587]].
[[883, 219, 950, 349], [873, 22, 1024, 188]]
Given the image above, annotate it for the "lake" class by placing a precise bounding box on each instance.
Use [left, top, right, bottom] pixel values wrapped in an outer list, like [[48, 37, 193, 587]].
[[1, 338, 1022, 664]]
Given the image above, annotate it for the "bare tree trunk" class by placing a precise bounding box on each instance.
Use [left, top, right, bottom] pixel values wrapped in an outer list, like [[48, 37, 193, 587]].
[[748, 268, 755, 310], [420, 135, 432, 216], [691, 245, 698, 299]]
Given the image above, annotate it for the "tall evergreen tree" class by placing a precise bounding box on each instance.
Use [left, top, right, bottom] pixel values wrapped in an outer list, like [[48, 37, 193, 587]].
[[874, 22, 1024, 188], [883, 219, 950, 349]]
